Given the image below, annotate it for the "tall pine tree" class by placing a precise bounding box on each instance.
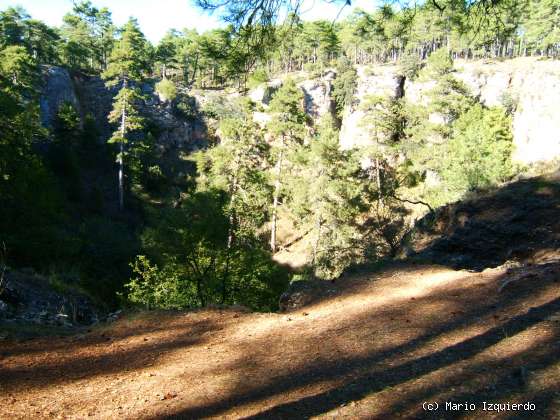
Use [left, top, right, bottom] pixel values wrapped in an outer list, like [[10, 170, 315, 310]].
[[102, 18, 149, 210]]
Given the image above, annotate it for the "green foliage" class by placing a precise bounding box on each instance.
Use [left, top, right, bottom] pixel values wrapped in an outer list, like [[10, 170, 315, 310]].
[[155, 78, 177, 102], [49, 103, 83, 201], [303, 62, 322, 78], [59, 1, 114, 71], [127, 255, 193, 309], [0, 45, 37, 95], [174, 93, 198, 120], [247, 68, 269, 89], [360, 94, 406, 146], [398, 51, 422, 80], [421, 49, 454, 80], [268, 78, 307, 139], [201, 95, 245, 120], [102, 18, 149, 86], [196, 115, 271, 236], [332, 57, 357, 118], [499, 90, 520, 115], [289, 115, 363, 279], [129, 192, 289, 311], [439, 105, 515, 198]]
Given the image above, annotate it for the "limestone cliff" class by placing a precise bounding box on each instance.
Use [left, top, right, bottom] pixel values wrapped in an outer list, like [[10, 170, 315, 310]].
[[40, 59, 560, 165], [339, 58, 560, 165], [39, 66, 206, 152]]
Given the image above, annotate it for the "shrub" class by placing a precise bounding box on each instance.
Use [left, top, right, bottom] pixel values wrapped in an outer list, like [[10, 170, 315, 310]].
[[422, 49, 454, 79], [174, 94, 197, 120], [398, 52, 422, 80], [155, 78, 177, 102], [303, 62, 322, 79], [247, 68, 269, 89], [126, 255, 198, 309], [499, 90, 520, 115], [439, 104, 515, 198]]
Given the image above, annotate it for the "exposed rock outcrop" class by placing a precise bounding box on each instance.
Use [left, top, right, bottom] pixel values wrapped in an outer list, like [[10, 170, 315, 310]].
[[339, 65, 403, 149], [340, 58, 560, 164], [39, 66, 81, 129], [39, 67, 207, 152], [40, 59, 560, 165], [248, 72, 337, 127], [0, 268, 102, 327]]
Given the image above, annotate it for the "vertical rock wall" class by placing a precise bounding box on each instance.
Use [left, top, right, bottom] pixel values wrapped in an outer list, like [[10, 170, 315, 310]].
[[339, 58, 560, 165]]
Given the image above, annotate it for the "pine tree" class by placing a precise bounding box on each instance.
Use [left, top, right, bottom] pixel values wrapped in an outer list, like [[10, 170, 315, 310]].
[[289, 115, 362, 279], [102, 18, 149, 210], [267, 78, 306, 252], [196, 108, 271, 302]]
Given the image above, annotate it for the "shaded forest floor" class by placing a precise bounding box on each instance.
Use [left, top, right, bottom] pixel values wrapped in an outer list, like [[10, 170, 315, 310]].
[[1, 261, 559, 419], [2, 172, 560, 419]]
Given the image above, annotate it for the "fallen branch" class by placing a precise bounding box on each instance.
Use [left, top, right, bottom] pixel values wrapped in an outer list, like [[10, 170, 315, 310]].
[[391, 194, 434, 213]]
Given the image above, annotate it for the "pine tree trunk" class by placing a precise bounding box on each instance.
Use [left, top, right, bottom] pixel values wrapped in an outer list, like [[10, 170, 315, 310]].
[[270, 137, 285, 253], [311, 216, 322, 266], [118, 81, 127, 212]]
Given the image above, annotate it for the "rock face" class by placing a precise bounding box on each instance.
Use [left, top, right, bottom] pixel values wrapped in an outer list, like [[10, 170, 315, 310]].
[[39, 67, 207, 152], [340, 66, 403, 149], [0, 269, 102, 326], [300, 70, 336, 120], [248, 73, 337, 126], [340, 58, 560, 164], [39, 66, 81, 128], [40, 59, 560, 164]]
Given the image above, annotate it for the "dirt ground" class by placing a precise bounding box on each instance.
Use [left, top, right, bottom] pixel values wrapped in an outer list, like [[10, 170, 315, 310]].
[[1, 261, 559, 419]]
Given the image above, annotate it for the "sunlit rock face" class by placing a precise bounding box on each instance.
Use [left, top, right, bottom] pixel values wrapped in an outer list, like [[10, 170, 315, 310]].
[[339, 58, 560, 165], [248, 74, 336, 123], [339, 65, 403, 150], [299, 71, 336, 120], [456, 59, 560, 164]]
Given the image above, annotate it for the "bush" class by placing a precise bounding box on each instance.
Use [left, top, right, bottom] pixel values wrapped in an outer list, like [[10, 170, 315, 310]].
[[155, 78, 177, 102], [398, 52, 422, 80], [127, 256, 198, 309], [332, 57, 358, 117], [422, 49, 454, 79], [174, 94, 197, 120], [439, 104, 515, 199], [303, 62, 322, 79], [247, 68, 269, 89], [499, 90, 520, 115]]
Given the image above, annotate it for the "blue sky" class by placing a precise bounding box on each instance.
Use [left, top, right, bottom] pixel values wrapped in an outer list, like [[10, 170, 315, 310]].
[[0, 0, 378, 43]]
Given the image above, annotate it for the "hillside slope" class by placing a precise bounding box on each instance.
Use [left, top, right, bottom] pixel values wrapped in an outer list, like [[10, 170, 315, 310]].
[[1, 174, 559, 419]]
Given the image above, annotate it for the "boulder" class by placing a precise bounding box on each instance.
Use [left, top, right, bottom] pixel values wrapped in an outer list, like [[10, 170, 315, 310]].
[[278, 280, 327, 312]]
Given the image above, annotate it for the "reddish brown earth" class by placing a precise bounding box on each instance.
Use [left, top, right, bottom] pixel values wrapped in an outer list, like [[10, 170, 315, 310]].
[[1, 261, 559, 419]]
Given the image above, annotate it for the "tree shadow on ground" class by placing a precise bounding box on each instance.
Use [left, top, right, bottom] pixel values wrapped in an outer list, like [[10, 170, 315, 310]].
[[0, 313, 223, 391], [160, 262, 560, 419]]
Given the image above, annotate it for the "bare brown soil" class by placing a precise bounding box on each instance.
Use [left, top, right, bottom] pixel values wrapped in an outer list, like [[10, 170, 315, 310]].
[[1, 261, 559, 419]]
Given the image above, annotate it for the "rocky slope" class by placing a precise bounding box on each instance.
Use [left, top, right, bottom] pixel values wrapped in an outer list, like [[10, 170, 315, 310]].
[[0, 268, 104, 336], [39, 66, 207, 153], [40, 58, 560, 166], [340, 57, 560, 164], [409, 170, 560, 271]]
